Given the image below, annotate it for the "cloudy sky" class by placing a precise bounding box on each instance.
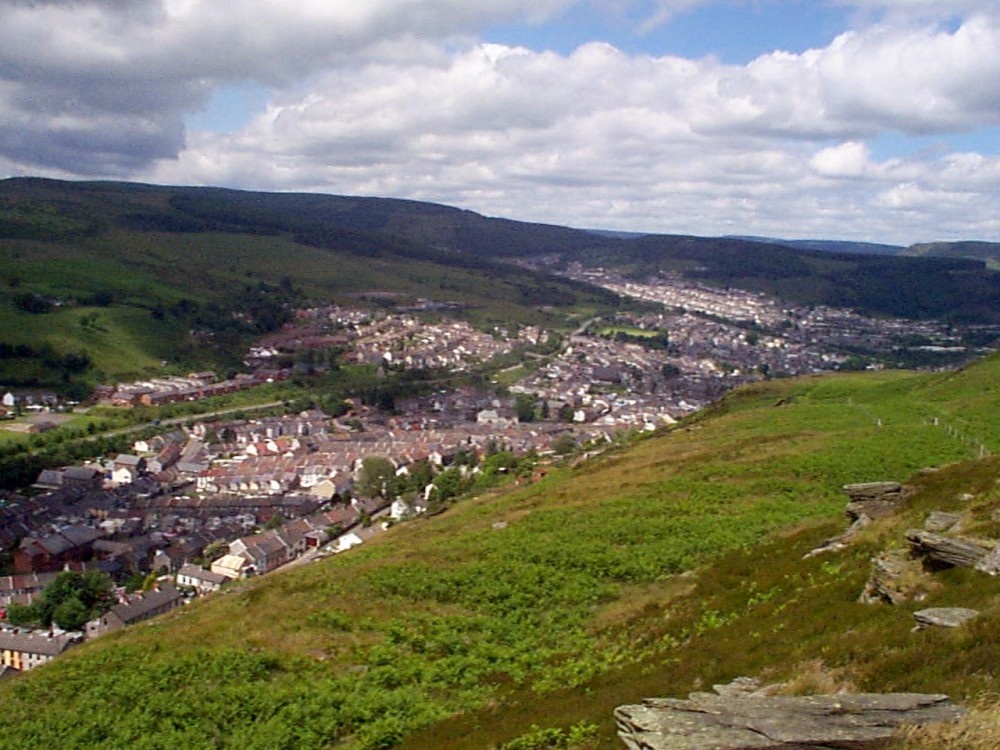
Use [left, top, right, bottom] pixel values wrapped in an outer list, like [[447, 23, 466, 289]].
[[2, 1, 999, 245]]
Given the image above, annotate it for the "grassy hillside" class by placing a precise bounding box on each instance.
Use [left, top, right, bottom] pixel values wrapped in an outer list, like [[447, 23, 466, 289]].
[[4, 355, 1000, 748]]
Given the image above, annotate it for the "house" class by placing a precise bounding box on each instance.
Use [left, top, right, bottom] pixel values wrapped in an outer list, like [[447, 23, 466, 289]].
[[110, 454, 147, 486], [14, 527, 103, 574], [0, 629, 79, 671], [175, 564, 227, 594], [88, 585, 183, 637], [229, 530, 290, 575], [62, 466, 103, 488], [0, 573, 59, 608], [211, 554, 251, 580]]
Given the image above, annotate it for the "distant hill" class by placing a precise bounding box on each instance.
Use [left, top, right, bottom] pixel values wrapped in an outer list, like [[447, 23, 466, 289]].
[[728, 236, 905, 256], [904, 240, 1000, 267], [3, 177, 1000, 392]]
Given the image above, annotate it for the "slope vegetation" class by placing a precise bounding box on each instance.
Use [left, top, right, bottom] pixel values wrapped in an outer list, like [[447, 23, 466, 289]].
[[4, 355, 1000, 748]]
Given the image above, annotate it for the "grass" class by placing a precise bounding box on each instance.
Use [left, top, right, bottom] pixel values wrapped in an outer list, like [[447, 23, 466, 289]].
[[4, 357, 1000, 748]]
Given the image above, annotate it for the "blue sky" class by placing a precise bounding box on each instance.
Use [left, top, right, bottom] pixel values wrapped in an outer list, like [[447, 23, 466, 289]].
[[3, 1, 1000, 244], [487, 1, 853, 62]]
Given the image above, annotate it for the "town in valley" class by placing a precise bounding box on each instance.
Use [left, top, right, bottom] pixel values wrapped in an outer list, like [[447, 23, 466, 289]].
[[2, 271, 998, 672]]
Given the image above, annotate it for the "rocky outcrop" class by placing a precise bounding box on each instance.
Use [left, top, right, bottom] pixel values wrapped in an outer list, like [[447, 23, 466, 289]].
[[858, 549, 926, 605], [804, 481, 908, 558], [905, 529, 992, 569], [913, 607, 980, 629], [844, 481, 910, 522], [615, 689, 965, 750], [924, 511, 961, 533]]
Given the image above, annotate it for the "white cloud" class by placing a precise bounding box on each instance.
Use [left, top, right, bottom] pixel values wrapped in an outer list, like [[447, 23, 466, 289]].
[[810, 141, 871, 177], [2, 1, 1000, 243]]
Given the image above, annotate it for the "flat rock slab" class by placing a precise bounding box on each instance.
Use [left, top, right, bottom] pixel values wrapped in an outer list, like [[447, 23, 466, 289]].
[[924, 512, 962, 533], [913, 607, 980, 628], [615, 692, 964, 750], [843, 482, 904, 502], [906, 530, 992, 569]]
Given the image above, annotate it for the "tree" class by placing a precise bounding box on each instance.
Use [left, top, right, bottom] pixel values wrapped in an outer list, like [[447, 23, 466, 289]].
[[553, 434, 577, 455], [515, 393, 537, 423], [52, 596, 89, 631], [36, 570, 113, 627], [357, 456, 397, 499], [263, 512, 286, 530]]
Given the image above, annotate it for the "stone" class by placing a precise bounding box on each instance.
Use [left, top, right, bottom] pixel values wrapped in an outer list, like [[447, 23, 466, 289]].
[[906, 529, 992, 569], [843, 482, 910, 522], [975, 543, 1000, 576], [859, 549, 925, 605], [615, 690, 965, 749], [845, 500, 896, 521], [843, 481, 904, 501], [924, 511, 962, 533], [804, 515, 870, 559], [913, 607, 980, 629]]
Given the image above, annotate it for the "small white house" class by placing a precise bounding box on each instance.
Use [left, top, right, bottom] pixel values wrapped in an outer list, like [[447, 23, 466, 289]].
[[176, 564, 228, 594]]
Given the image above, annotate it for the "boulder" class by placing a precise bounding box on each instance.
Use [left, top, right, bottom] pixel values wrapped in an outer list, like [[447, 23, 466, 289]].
[[844, 482, 909, 522], [858, 549, 925, 605], [905, 530, 992, 569], [975, 543, 1000, 576], [923, 511, 962, 533], [913, 608, 980, 629], [803, 515, 870, 559], [615, 690, 965, 750], [843, 481, 904, 501]]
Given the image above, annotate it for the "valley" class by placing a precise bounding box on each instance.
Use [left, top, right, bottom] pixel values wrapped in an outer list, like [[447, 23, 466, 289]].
[[3, 179, 1000, 749]]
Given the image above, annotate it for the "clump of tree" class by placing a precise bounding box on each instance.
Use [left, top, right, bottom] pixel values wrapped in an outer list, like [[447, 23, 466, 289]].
[[4, 570, 114, 631], [12, 292, 53, 314]]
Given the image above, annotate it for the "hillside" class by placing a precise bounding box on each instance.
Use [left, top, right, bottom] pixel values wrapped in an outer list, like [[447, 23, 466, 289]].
[[904, 240, 1000, 268], [0, 179, 622, 391], [4, 354, 1000, 748], [4, 178, 1000, 393]]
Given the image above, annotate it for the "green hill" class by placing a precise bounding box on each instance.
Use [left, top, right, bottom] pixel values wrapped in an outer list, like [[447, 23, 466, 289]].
[[4, 355, 1000, 748], [0, 179, 622, 391], [5, 178, 1000, 394]]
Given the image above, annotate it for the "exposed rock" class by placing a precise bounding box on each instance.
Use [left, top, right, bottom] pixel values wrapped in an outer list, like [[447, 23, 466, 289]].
[[924, 511, 962, 533], [958, 493, 976, 503], [913, 607, 980, 629], [844, 482, 910, 522], [843, 481, 904, 501], [803, 515, 870, 559], [974, 542, 1000, 576], [859, 549, 926, 605], [906, 529, 992, 569], [711, 677, 762, 698], [615, 691, 965, 750]]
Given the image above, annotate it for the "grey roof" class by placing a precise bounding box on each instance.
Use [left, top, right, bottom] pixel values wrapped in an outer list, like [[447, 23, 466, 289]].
[[0, 630, 77, 657], [109, 585, 182, 624], [63, 467, 101, 482], [114, 454, 145, 468], [177, 564, 227, 586], [58, 526, 103, 547]]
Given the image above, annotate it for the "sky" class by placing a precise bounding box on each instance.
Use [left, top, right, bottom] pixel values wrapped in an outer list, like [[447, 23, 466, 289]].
[[2, 1, 1000, 245]]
